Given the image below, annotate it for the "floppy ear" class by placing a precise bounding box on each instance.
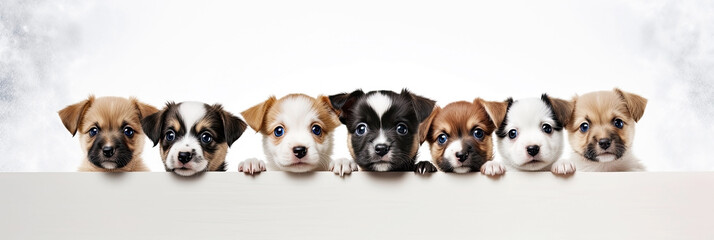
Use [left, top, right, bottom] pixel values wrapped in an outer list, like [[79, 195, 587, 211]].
[[481, 98, 510, 129], [328, 89, 364, 124], [401, 89, 436, 123], [141, 103, 170, 147], [58, 95, 95, 136], [241, 96, 277, 132], [213, 104, 247, 147], [131, 97, 159, 120], [418, 106, 440, 144], [316, 95, 342, 130], [541, 94, 574, 128], [614, 88, 647, 122]]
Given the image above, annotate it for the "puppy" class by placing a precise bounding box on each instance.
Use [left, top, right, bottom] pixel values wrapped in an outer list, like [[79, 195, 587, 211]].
[[141, 102, 247, 176], [419, 99, 507, 175], [566, 88, 647, 171], [59, 96, 158, 172], [493, 94, 574, 174], [240, 94, 355, 175], [329, 89, 437, 173]]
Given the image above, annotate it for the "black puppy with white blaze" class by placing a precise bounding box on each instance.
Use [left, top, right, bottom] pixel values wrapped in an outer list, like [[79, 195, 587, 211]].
[[329, 89, 437, 173]]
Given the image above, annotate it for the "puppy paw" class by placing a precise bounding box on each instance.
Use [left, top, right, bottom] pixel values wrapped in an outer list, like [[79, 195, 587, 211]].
[[238, 158, 266, 174], [480, 161, 506, 176], [328, 158, 358, 177], [414, 161, 438, 174], [551, 161, 576, 175]]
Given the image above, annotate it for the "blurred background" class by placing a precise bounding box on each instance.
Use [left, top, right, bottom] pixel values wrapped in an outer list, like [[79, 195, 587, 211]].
[[1, 0, 712, 171]]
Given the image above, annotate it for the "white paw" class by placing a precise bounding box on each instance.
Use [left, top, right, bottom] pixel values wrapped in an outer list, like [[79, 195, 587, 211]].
[[238, 158, 266, 174], [480, 161, 506, 176], [328, 158, 358, 177], [551, 161, 576, 175]]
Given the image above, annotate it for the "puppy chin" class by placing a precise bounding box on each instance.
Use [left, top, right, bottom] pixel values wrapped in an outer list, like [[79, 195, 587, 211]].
[[100, 162, 118, 169], [594, 153, 617, 162], [453, 167, 470, 174], [168, 160, 208, 176], [273, 155, 321, 172], [372, 163, 392, 172]]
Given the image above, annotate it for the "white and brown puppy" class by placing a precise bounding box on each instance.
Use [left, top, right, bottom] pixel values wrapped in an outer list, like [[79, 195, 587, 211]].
[[566, 88, 647, 171], [329, 89, 437, 173], [141, 102, 247, 176], [240, 94, 355, 175], [419, 99, 508, 175], [59, 96, 158, 172], [493, 94, 574, 174]]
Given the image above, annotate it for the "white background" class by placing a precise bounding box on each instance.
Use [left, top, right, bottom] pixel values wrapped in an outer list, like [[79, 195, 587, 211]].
[[1, 0, 713, 171]]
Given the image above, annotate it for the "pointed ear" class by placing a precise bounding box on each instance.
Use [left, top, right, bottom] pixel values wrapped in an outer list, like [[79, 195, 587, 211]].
[[141, 103, 169, 147], [328, 89, 364, 124], [131, 97, 159, 120], [418, 106, 440, 143], [213, 104, 247, 147], [241, 96, 277, 132], [481, 98, 510, 129], [541, 94, 574, 128], [614, 88, 647, 122], [316, 95, 342, 130], [401, 89, 436, 123], [58, 96, 95, 136]]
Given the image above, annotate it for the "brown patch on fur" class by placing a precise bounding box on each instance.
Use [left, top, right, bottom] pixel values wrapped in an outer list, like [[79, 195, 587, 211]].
[[482, 99, 509, 129], [568, 89, 647, 159], [206, 144, 228, 171], [59, 96, 157, 172]]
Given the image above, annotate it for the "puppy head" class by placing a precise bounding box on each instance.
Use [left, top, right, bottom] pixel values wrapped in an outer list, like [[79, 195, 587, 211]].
[[495, 94, 573, 171], [142, 102, 247, 176], [329, 89, 435, 172], [59, 96, 158, 170], [242, 94, 341, 172], [568, 88, 647, 162], [420, 99, 503, 173]]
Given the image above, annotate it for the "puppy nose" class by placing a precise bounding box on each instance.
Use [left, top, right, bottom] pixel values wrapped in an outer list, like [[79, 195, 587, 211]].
[[374, 144, 390, 156], [102, 146, 114, 157], [526, 145, 540, 157], [455, 151, 469, 162], [598, 138, 611, 150], [177, 151, 193, 164], [293, 146, 307, 159]]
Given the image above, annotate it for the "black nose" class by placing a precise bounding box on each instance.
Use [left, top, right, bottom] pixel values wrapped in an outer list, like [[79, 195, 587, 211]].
[[455, 151, 469, 162], [374, 144, 390, 156], [526, 145, 540, 157], [177, 151, 193, 164], [293, 146, 307, 159], [102, 146, 114, 157], [598, 138, 611, 150]]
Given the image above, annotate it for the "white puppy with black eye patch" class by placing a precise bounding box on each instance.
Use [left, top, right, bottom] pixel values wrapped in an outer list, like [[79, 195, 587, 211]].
[[492, 94, 575, 174], [239, 94, 355, 175]]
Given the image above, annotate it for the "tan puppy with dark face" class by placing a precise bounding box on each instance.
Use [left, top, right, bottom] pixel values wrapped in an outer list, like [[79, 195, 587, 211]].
[[59, 96, 159, 172], [566, 88, 647, 171], [419, 99, 507, 175]]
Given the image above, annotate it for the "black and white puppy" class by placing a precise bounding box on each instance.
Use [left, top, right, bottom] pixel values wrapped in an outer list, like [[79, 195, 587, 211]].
[[141, 102, 247, 176], [329, 89, 437, 173]]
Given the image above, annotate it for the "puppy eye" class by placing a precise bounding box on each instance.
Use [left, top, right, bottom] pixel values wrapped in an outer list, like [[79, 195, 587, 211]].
[[274, 126, 285, 137], [542, 124, 552, 134], [613, 119, 624, 129], [437, 134, 448, 144], [123, 127, 135, 138], [200, 132, 213, 143], [165, 130, 176, 141], [396, 123, 408, 136], [508, 129, 518, 139], [473, 128, 485, 140], [355, 123, 368, 136], [88, 127, 98, 137], [311, 125, 322, 136], [579, 123, 589, 133]]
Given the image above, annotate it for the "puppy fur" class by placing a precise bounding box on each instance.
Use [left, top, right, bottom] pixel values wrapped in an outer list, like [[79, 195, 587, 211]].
[[240, 94, 353, 174], [59, 96, 158, 172], [329, 89, 437, 172], [419, 99, 507, 175], [493, 94, 575, 174], [142, 102, 247, 176], [566, 88, 647, 171]]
